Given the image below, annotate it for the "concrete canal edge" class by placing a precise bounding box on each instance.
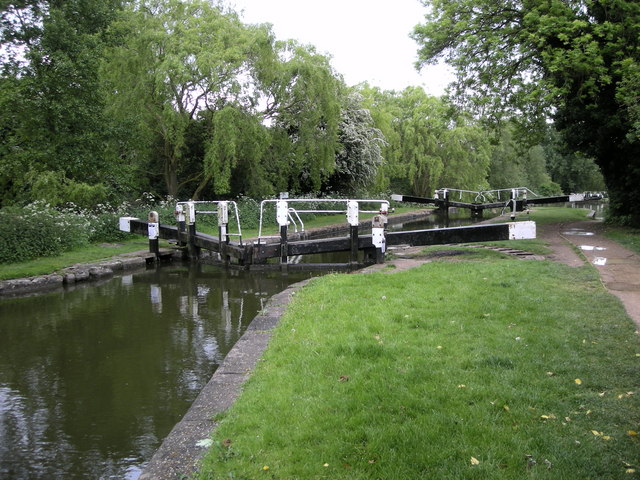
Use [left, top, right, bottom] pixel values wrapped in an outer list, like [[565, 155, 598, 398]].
[[138, 277, 314, 480]]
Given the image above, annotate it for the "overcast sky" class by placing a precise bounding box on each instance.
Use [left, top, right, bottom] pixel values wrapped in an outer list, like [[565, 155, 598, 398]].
[[225, 0, 453, 95]]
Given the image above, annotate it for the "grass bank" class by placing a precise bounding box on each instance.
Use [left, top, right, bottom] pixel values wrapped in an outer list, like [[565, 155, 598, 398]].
[[196, 250, 640, 478], [603, 226, 640, 256], [0, 237, 151, 281]]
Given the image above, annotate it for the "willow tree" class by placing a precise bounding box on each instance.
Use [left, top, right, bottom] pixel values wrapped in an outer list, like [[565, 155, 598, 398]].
[[413, 0, 640, 225], [255, 40, 342, 193], [102, 0, 266, 198]]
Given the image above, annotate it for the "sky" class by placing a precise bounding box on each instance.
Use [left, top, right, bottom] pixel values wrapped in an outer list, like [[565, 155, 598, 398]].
[[225, 0, 454, 95]]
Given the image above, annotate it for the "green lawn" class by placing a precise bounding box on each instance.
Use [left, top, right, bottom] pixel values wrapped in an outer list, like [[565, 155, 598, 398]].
[[0, 237, 151, 281], [196, 250, 640, 479]]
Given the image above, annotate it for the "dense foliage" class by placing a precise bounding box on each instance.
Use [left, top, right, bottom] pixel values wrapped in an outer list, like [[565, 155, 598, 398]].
[[413, 0, 639, 225]]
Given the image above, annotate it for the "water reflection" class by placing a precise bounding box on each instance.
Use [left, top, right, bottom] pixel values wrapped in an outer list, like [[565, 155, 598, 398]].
[[0, 264, 309, 479]]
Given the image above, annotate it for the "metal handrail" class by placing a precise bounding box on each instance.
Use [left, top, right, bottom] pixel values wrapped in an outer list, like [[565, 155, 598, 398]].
[[257, 198, 390, 243], [175, 200, 243, 244]]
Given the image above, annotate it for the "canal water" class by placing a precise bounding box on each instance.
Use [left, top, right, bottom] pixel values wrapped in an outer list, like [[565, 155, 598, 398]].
[[0, 264, 311, 479]]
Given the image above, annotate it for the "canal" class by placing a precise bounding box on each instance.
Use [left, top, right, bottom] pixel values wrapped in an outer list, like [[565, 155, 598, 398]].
[[0, 263, 311, 479]]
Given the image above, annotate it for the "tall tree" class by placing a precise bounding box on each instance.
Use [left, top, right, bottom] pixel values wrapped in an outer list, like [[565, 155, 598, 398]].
[[0, 0, 123, 206], [360, 85, 490, 197], [102, 0, 264, 198], [256, 40, 342, 193], [413, 0, 640, 225], [323, 91, 384, 194]]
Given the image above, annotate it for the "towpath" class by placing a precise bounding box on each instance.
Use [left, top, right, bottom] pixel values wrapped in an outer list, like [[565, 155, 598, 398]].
[[538, 219, 640, 328]]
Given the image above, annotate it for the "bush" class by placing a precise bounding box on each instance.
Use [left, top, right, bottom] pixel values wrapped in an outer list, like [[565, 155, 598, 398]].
[[0, 203, 90, 263], [0, 194, 179, 264]]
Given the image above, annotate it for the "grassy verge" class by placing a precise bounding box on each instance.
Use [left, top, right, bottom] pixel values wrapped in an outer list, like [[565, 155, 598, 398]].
[[0, 237, 152, 281], [196, 252, 640, 479], [517, 206, 594, 225], [603, 226, 640, 256]]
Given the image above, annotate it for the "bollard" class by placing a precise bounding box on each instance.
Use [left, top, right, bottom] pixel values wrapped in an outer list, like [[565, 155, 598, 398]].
[[371, 213, 386, 264], [186, 201, 199, 259], [276, 200, 289, 270], [148, 211, 159, 256], [218, 201, 230, 266], [347, 200, 359, 265], [175, 204, 186, 246]]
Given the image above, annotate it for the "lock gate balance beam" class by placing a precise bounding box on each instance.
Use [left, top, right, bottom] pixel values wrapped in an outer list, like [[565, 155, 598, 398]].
[[392, 192, 593, 213], [122, 218, 249, 264]]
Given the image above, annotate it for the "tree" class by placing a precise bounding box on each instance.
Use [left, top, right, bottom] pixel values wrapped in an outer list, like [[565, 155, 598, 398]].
[[359, 85, 491, 197], [413, 0, 640, 225], [0, 0, 124, 206], [102, 0, 264, 198], [103, 3, 343, 199], [255, 40, 342, 193], [323, 91, 384, 194], [543, 128, 605, 194]]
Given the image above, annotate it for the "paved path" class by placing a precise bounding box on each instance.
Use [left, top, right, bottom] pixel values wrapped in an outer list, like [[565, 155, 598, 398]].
[[547, 219, 640, 328]]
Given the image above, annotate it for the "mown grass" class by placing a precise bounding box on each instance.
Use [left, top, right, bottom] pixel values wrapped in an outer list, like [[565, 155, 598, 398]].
[[519, 206, 593, 225], [196, 252, 640, 479], [0, 237, 151, 280]]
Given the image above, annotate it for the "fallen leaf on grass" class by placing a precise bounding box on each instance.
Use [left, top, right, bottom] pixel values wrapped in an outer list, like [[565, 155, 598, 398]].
[[627, 430, 638, 437], [575, 378, 583, 385], [591, 430, 612, 440]]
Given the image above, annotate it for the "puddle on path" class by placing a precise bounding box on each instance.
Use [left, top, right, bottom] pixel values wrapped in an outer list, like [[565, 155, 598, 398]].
[[563, 229, 595, 236], [580, 245, 607, 251], [593, 257, 608, 266]]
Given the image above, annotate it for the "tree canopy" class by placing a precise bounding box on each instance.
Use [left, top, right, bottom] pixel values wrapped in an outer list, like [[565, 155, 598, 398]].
[[0, 0, 610, 211], [413, 0, 640, 224]]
